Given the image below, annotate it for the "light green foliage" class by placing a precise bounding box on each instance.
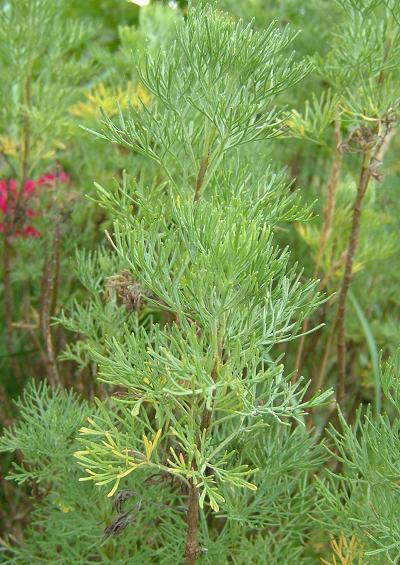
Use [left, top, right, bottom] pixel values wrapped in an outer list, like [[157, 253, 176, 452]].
[[284, 0, 400, 392], [0, 382, 326, 563], [318, 1, 400, 125], [0, 0, 93, 171], [67, 3, 330, 514], [0, 381, 88, 486], [66, 3, 180, 213], [316, 351, 400, 564], [56, 3, 332, 562], [98, 4, 308, 185]]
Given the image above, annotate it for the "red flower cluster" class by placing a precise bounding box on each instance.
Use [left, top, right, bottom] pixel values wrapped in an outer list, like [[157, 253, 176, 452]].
[[0, 171, 70, 238]]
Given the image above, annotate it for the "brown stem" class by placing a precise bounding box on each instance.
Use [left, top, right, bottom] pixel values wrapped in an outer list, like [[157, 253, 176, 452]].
[[336, 124, 394, 410], [3, 238, 14, 355], [3, 236, 22, 378], [315, 121, 343, 272], [40, 220, 62, 387], [185, 480, 200, 565], [19, 73, 32, 196], [294, 120, 342, 379], [335, 150, 372, 409], [184, 344, 221, 564], [50, 218, 62, 318], [194, 127, 216, 202], [194, 153, 210, 202], [27, 322, 49, 369], [315, 319, 336, 393]]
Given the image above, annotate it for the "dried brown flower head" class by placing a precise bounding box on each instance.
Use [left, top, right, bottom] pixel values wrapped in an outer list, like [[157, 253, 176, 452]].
[[112, 490, 135, 513], [103, 510, 136, 540], [103, 499, 142, 540], [105, 270, 151, 312]]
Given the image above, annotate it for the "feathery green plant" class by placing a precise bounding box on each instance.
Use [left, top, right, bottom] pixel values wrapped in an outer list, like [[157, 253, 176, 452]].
[[65, 5, 331, 562], [0, 0, 95, 387]]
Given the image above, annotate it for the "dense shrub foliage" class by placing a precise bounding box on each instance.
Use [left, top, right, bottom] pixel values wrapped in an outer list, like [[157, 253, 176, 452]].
[[0, 1, 399, 563]]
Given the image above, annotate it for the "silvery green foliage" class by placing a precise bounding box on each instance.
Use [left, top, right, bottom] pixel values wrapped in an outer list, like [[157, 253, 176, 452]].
[[0, 0, 93, 171], [2, 3, 332, 563], [68, 2, 331, 508], [0, 383, 326, 564], [96, 4, 309, 187], [0, 382, 89, 486], [318, 0, 400, 121], [316, 350, 400, 564], [61, 2, 331, 556]]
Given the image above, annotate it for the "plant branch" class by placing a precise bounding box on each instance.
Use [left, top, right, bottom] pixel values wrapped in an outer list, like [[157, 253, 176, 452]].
[[294, 120, 342, 378], [3, 237, 13, 354], [193, 126, 216, 202], [184, 337, 221, 564], [40, 219, 62, 388], [19, 73, 32, 197], [335, 123, 393, 411], [185, 480, 200, 565]]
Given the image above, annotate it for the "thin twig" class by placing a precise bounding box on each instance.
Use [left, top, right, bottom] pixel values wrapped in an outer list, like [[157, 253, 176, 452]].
[[3, 237, 14, 356], [184, 129, 219, 564], [105, 229, 118, 252], [335, 123, 394, 411], [336, 148, 372, 409], [19, 73, 32, 199], [3, 236, 21, 379], [40, 219, 62, 387], [193, 126, 215, 202], [294, 120, 342, 379], [194, 153, 210, 202]]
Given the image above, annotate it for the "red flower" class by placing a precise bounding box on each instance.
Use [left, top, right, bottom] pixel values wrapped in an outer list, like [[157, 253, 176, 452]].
[[21, 225, 41, 238], [0, 181, 7, 213], [26, 208, 37, 218], [8, 179, 17, 191], [24, 179, 36, 196], [0, 170, 70, 238], [38, 172, 56, 186], [58, 171, 70, 183], [37, 171, 69, 187]]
